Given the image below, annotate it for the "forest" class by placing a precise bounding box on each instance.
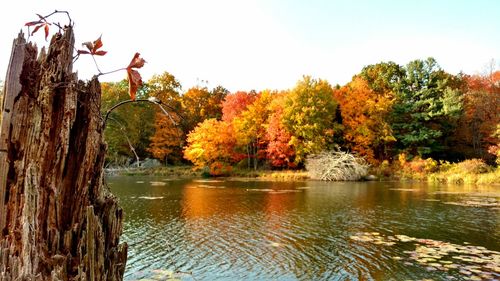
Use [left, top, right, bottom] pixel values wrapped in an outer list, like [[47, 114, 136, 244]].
[[96, 57, 499, 176]]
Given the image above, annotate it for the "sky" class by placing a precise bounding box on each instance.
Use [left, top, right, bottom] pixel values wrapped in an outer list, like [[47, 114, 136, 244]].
[[0, 0, 499, 92]]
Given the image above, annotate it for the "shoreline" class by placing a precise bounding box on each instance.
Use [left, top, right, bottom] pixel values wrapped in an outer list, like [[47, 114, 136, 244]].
[[105, 165, 500, 186]]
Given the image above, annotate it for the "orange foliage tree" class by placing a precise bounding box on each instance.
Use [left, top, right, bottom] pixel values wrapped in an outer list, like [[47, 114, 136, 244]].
[[181, 86, 228, 133], [222, 91, 257, 122], [265, 92, 296, 168], [334, 77, 395, 163], [456, 71, 500, 161], [183, 119, 236, 175], [147, 72, 184, 164]]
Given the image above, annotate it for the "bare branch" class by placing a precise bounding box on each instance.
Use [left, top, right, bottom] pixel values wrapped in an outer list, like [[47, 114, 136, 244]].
[[306, 150, 369, 181], [103, 98, 180, 129]]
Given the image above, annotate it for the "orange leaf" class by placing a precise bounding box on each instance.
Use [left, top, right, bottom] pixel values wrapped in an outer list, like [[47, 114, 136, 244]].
[[93, 36, 103, 51], [127, 52, 146, 69], [44, 24, 49, 40], [31, 24, 44, 35], [80, 36, 107, 56], [126, 68, 142, 101]]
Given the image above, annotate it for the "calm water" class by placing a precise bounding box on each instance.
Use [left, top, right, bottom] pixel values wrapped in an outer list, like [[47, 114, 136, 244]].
[[107, 176, 500, 280]]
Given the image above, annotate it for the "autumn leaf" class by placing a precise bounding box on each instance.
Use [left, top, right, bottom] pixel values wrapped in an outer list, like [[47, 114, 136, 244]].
[[78, 36, 107, 56], [25, 21, 42, 26], [127, 52, 146, 69], [126, 53, 146, 101], [44, 24, 49, 40], [30, 23, 51, 40]]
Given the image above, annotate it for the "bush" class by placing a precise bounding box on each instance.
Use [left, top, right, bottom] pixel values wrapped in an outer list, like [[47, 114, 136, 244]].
[[306, 150, 369, 181], [454, 159, 491, 174], [209, 162, 232, 176]]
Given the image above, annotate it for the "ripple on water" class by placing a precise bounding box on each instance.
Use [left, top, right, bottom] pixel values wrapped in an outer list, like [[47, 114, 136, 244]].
[[113, 178, 499, 280]]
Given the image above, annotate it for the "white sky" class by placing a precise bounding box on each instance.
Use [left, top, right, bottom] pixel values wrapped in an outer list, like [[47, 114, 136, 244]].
[[1, 0, 499, 92]]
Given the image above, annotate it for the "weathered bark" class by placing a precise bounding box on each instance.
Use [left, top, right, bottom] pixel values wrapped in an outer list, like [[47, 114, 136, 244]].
[[0, 28, 127, 280]]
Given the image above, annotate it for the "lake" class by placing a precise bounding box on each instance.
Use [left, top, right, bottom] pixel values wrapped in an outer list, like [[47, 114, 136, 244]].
[[107, 176, 500, 280]]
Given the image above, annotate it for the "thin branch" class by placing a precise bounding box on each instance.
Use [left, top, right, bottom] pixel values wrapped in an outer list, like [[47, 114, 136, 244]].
[[90, 55, 102, 74], [103, 98, 179, 129], [108, 117, 140, 167], [97, 67, 126, 77]]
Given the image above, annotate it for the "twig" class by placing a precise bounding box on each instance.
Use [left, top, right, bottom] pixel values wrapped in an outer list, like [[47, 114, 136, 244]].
[[103, 98, 180, 129]]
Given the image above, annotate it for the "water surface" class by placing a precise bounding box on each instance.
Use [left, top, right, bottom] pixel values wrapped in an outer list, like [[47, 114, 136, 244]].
[[107, 177, 500, 280]]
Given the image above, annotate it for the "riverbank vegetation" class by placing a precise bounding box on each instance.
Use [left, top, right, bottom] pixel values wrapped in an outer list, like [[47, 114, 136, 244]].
[[101, 58, 499, 182]]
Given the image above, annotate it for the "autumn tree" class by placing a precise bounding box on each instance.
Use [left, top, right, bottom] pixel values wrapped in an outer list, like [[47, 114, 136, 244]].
[[146, 72, 184, 164], [266, 92, 296, 168], [222, 91, 257, 122], [391, 58, 463, 157], [233, 91, 273, 170], [181, 85, 228, 133], [183, 119, 236, 175], [282, 76, 338, 164], [454, 70, 500, 161], [334, 76, 395, 164]]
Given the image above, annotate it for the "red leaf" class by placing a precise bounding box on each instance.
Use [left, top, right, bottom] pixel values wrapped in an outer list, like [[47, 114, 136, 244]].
[[44, 24, 49, 40], [81, 36, 107, 56], [93, 50, 107, 56], [93, 36, 103, 51], [126, 68, 142, 101], [127, 53, 146, 69], [25, 21, 41, 26], [77, 50, 91, 55], [31, 24, 44, 35]]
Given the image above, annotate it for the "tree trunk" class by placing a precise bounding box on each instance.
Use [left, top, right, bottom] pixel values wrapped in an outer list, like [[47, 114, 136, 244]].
[[0, 28, 127, 280]]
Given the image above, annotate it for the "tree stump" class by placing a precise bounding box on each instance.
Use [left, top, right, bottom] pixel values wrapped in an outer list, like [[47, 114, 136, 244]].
[[0, 28, 127, 280]]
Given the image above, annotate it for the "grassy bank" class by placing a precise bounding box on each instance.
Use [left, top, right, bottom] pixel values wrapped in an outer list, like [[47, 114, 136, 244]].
[[106, 165, 199, 178], [372, 157, 500, 185], [107, 159, 499, 186]]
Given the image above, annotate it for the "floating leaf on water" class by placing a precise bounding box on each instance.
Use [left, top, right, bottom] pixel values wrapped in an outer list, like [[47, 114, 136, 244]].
[[424, 199, 441, 202], [193, 179, 224, 183], [392, 256, 402, 260], [396, 235, 416, 242], [136, 181, 144, 183], [371, 232, 380, 236], [138, 196, 164, 200], [150, 181, 167, 186]]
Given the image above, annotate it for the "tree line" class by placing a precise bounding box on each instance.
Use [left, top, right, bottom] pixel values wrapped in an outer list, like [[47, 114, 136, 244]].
[[101, 58, 500, 174]]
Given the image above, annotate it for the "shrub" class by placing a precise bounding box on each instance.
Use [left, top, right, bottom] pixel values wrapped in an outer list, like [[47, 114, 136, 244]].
[[306, 150, 369, 181], [454, 159, 491, 174], [209, 162, 232, 176]]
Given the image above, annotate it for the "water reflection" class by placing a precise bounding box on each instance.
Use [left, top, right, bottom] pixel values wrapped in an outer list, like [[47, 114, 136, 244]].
[[107, 176, 500, 280]]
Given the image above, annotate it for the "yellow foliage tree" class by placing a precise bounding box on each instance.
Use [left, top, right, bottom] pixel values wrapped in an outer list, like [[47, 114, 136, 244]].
[[183, 119, 236, 174]]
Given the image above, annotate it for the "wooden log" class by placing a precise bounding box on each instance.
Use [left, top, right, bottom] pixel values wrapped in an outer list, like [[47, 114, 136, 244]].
[[0, 27, 127, 280]]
